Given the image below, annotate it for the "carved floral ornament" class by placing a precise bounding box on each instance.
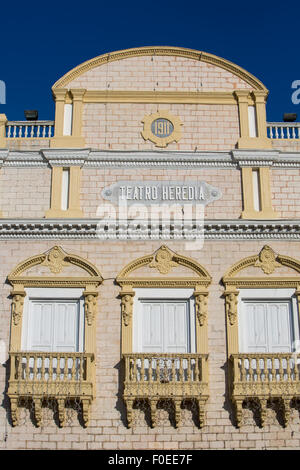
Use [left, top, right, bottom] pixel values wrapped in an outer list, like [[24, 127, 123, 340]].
[[8, 245, 103, 333], [222, 245, 300, 327], [116, 245, 212, 329]]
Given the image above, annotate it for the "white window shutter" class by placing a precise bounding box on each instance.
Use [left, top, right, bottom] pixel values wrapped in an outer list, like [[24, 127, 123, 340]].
[[54, 301, 80, 352], [141, 301, 189, 353], [27, 299, 81, 352], [142, 303, 164, 353], [29, 302, 54, 351], [245, 303, 268, 353], [267, 302, 292, 353], [243, 300, 293, 353], [165, 303, 188, 353]]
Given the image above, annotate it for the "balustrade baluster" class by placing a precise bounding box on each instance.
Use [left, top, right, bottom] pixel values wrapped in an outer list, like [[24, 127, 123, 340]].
[[279, 356, 284, 382], [286, 355, 292, 382], [172, 357, 176, 382], [237, 357, 244, 382], [49, 354, 54, 381]]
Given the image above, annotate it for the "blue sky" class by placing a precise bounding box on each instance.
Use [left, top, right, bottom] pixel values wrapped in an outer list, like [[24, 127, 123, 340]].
[[0, 0, 299, 122]]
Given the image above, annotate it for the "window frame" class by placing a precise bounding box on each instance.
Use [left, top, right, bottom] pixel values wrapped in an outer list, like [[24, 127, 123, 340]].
[[238, 288, 299, 353], [21, 287, 85, 352], [133, 287, 196, 353]]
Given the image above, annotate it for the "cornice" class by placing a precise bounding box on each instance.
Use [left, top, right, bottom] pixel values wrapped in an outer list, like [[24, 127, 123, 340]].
[[1, 149, 300, 169], [0, 219, 300, 240]]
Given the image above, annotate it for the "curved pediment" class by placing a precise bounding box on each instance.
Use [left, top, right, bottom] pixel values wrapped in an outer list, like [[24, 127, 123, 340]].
[[223, 245, 300, 288], [8, 246, 103, 287], [116, 245, 211, 288], [52, 46, 267, 92]]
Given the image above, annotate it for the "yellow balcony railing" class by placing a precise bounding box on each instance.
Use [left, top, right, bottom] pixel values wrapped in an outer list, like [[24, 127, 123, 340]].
[[230, 353, 300, 427], [123, 353, 209, 428], [8, 351, 95, 427]]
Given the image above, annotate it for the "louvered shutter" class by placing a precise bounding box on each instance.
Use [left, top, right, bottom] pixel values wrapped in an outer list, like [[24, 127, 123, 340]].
[[141, 301, 188, 353]]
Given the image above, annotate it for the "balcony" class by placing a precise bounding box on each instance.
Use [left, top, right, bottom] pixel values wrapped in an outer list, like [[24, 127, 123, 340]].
[[8, 351, 95, 427], [123, 353, 209, 428], [230, 353, 300, 428]]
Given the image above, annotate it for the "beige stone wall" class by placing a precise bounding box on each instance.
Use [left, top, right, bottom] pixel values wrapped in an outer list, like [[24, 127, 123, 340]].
[[82, 103, 240, 151], [0, 167, 51, 218], [0, 165, 300, 220], [67, 56, 254, 92], [1, 240, 300, 450], [80, 167, 242, 220], [271, 168, 300, 218]]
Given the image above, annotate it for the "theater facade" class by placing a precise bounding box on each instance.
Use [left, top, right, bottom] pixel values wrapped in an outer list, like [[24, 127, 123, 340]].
[[1, 46, 300, 450]]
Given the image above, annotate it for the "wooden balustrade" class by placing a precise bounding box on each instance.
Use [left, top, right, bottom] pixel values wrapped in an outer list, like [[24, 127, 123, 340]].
[[123, 353, 209, 428], [8, 351, 95, 427]]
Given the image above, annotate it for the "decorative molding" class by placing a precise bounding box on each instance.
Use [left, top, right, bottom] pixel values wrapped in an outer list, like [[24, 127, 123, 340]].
[[83, 90, 242, 105], [1, 149, 300, 169], [52, 46, 267, 91], [1, 219, 300, 240], [148, 246, 179, 274], [254, 245, 281, 274]]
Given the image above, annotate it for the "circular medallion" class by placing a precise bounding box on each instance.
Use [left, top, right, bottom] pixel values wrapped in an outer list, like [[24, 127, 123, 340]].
[[141, 110, 183, 148]]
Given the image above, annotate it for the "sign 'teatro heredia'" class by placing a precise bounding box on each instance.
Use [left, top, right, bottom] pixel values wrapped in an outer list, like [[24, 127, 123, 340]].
[[102, 181, 222, 206]]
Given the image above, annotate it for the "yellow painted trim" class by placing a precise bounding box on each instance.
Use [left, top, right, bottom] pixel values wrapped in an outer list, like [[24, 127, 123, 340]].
[[241, 167, 278, 219], [52, 89, 68, 137], [116, 245, 211, 355], [0, 114, 7, 149], [235, 90, 272, 149], [45, 166, 84, 218], [83, 90, 246, 105], [50, 136, 86, 148], [52, 46, 267, 92]]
